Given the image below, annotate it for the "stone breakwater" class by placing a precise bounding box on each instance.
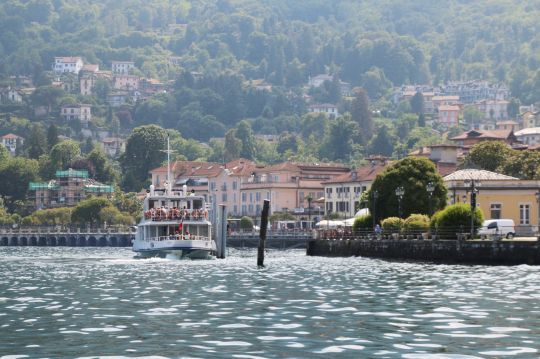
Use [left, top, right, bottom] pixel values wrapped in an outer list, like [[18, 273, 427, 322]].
[[307, 238, 540, 265]]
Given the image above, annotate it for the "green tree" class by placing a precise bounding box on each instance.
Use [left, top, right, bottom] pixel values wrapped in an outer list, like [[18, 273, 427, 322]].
[[431, 203, 484, 239], [29, 86, 64, 115], [319, 115, 358, 161], [120, 125, 167, 191], [71, 197, 114, 225], [368, 157, 447, 223], [236, 120, 257, 160], [240, 216, 254, 231], [350, 88, 373, 145], [224, 129, 241, 162], [368, 125, 395, 156], [464, 141, 510, 172], [86, 148, 118, 183], [463, 105, 484, 129], [0, 157, 39, 211], [499, 150, 540, 180], [50, 140, 81, 170], [26, 124, 48, 159], [409, 91, 425, 115], [0, 144, 9, 163], [276, 132, 299, 155], [46, 124, 59, 150]]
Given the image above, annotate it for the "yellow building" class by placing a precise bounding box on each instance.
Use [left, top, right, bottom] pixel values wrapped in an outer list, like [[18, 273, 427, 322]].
[[444, 169, 540, 236]]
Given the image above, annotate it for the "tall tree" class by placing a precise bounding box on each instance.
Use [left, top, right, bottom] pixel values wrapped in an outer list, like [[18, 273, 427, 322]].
[[410, 91, 425, 115], [0, 157, 39, 212], [464, 141, 510, 172], [350, 89, 373, 145], [26, 124, 48, 159], [236, 120, 257, 160], [46, 124, 59, 150], [224, 129, 241, 162], [121, 125, 167, 191], [368, 157, 447, 223], [50, 140, 81, 170]]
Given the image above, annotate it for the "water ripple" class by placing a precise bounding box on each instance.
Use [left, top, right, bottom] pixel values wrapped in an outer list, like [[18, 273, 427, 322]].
[[0, 247, 539, 358]]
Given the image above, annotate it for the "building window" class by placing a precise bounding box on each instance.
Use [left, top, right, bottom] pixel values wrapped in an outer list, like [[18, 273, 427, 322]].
[[233, 181, 237, 190], [256, 192, 261, 202], [326, 202, 333, 212], [249, 193, 253, 203], [233, 205, 238, 215], [490, 203, 501, 219], [519, 204, 530, 225], [241, 205, 247, 215], [241, 193, 246, 202], [222, 193, 227, 202]]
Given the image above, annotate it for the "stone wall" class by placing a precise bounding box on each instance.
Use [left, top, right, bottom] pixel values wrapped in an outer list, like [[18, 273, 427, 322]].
[[307, 239, 540, 265]]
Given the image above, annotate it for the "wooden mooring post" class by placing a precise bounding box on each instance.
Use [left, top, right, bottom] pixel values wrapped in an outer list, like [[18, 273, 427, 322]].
[[257, 200, 270, 267]]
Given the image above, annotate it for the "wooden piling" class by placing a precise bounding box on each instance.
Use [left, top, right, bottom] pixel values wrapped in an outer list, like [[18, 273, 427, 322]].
[[257, 200, 270, 267]]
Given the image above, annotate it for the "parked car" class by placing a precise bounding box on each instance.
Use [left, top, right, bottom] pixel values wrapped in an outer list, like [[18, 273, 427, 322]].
[[478, 219, 515, 239]]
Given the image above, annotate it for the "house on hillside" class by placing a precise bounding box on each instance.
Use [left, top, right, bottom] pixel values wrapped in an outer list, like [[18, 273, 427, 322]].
[[61, 104, 92, 124], [307, 103, 339, 119], [101, 137, 126, 157], [112, 61, 135, 75], [1, 133, 24, 155], [437, 105, 460, 128], [113, 75, 139, 91], [53, 57, 84, 74]]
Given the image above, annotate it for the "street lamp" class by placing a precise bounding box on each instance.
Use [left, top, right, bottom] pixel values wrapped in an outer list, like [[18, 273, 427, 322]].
[[306, 194, 313, 226], [464, 179, 481, 239], [372, 190, 379, 229], [535, 190, 540, 237], [426, 182, 435, 217], [395, 186, 405, 218]]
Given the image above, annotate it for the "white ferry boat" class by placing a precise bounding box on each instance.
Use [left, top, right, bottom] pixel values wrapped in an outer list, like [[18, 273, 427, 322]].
[[132, 183, 216, 259]]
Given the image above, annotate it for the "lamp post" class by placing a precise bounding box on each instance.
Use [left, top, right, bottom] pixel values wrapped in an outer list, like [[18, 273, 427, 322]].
[[426, 182, 435, 217], [395, 186, 405, 219], [535, 190, 540, 238], [306, 193, 313, 226], [464, 179, 481, 239], [372, 190, 379, 229]]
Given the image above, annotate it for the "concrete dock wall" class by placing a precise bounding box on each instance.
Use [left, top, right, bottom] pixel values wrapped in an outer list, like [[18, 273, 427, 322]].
[[307, 238, 540, 265], [0, 233, 133, 247]]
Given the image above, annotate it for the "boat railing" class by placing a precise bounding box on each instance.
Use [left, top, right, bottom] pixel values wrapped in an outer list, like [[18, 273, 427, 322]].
[[143, 235, 211, 242], [143, 208, 209, 222]]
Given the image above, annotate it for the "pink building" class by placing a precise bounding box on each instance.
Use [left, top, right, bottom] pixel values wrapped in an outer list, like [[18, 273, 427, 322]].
[[437, 104, 460, 127], [113, 75, 139, 91]]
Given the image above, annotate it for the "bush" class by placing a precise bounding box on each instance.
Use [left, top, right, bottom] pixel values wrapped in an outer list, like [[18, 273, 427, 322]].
[[240, 216, 254, 230], [352, 214, 372, 233], [430, 203, 484, 238], [381, 217, 404, 232], [403, 214, 430, 232]]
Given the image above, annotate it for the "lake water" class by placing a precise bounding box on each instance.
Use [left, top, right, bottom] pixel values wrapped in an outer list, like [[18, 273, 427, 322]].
[[0, 247, 539, 358]]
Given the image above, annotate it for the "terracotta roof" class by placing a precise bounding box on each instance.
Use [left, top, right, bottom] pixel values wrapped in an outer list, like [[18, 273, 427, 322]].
[[82, 64, 99, 72], [1, 133, 23, 139], [444, 169, 518, 181], [151, 160, 222, 178], [323, 164, 386, 184], [450, 129, 514, 141]]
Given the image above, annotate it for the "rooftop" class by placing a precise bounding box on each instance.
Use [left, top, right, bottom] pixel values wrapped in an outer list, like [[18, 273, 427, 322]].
[[444, 169, 518, 182]]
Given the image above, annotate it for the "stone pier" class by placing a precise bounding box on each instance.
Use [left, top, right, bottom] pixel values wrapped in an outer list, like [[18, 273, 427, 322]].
[[307, 238, 540, 265], [0, 232, 133, 247]]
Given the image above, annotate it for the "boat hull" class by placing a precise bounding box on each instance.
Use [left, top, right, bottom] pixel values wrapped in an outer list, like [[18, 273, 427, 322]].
[[133, 239, 217, 259]]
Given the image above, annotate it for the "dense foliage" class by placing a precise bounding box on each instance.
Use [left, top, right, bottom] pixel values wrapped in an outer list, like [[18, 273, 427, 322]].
[[0, 0, 537, 102], [431, 203, 484, 238], [368, 157, 447, 222]]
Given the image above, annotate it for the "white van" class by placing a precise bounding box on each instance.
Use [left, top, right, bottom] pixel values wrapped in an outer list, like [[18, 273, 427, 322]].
[[478, 219, 515, 239]]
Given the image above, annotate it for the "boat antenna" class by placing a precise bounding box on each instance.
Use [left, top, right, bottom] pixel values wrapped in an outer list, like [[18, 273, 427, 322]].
[[160, 134, 175, 192]]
